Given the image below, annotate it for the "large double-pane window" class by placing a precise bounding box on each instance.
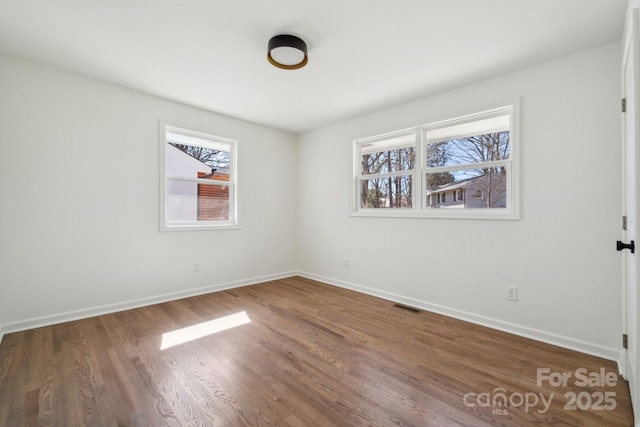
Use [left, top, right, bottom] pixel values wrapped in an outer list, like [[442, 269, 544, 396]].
[[353, 104, 518, 219], [161, 125, 237, 230]]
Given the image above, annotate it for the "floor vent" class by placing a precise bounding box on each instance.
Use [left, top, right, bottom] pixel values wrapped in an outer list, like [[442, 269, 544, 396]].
[[393, 303, 421, 313]]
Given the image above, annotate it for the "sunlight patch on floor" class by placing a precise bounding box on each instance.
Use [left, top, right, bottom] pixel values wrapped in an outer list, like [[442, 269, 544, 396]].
[[160, 311, 251, 350]]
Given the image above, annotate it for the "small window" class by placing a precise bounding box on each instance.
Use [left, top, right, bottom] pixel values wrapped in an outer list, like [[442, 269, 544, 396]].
[[353, 103, 518, 219], [161, 125, 238, 230]]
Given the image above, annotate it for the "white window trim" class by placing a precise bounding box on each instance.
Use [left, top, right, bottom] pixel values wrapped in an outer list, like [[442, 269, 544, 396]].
[[351, 101, 520, 220], [160, 122, 240, 231]]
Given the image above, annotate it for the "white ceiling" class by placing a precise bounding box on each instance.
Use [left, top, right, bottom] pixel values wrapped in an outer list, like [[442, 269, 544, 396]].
[[0, 0, 628, 134]]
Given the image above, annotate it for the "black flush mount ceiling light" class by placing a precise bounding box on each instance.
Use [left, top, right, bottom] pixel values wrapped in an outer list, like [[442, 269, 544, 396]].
[[267, 34, 308, 70]]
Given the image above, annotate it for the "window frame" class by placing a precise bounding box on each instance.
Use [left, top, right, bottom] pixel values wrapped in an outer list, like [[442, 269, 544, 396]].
[[352, 102, 520, 220], [160, 123, 239, 231]]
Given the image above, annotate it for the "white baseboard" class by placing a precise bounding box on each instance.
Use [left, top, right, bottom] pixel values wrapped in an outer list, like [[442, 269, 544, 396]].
[[298, 272, 621, 365], [0, 271, 298, 336]]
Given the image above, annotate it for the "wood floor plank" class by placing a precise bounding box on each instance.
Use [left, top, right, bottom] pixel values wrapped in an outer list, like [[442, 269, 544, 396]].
[[0, 276, 634, 426]]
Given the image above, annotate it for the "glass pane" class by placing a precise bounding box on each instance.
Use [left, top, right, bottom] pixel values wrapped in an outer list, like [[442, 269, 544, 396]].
[[197, 183, 230, 221], [426, 167, 507, 209], [359, 175, 412, 208], [166, 142, 230, 178], [360, 134, 415, 175], [167, 180, 229, 221], [426, 131, 510, 168]]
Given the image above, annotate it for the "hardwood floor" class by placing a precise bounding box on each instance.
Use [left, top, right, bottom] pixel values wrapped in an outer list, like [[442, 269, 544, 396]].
[[0, 276, 634, 426]]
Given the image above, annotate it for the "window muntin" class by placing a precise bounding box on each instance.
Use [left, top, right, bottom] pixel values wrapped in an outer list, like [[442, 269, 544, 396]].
[[162, 125, 237, 230], [353, 105, 517, 219]]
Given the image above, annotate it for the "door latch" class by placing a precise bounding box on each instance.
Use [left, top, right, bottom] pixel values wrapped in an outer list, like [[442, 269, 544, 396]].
[[617, 240, 635, 253]]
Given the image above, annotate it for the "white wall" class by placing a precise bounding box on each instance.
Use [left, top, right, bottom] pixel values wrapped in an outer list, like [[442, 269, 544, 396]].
[[297, 42, 623, 361], [0, 55, 298, 332]]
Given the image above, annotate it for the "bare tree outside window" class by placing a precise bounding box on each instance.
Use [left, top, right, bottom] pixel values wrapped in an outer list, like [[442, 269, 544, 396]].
[[426, 141, 455, 187], [360, 146, 415, 208], [168, 143, 230, 173]]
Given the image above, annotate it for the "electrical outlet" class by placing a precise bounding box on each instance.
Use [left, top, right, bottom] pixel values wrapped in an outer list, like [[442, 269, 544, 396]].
[[343, 258, 350, 268], [194, 262, 201, 273], [506, 286, 518, 301]]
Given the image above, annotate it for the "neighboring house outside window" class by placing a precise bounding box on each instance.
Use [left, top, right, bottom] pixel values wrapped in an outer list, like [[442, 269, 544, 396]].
[[197, 170, 230, 220], [426, 174, 506, 209], [161, 125, 238, 230]]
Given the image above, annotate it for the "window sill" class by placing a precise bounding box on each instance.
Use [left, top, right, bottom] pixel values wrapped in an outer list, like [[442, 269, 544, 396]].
[[350, 209, 520, 220], [161, 221, 241, 231]]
